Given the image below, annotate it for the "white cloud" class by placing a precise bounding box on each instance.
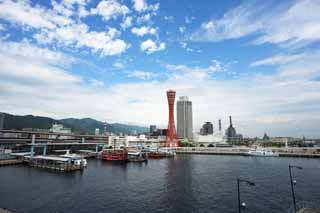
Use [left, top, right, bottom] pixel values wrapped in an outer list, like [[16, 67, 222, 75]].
[[0, 0, 129, 56], [127, 70, 158, 80], [251, 54, 306, 67], [140, 39, 165, 54], [1, 40, 320, 137], [164, 16, 174, 23], [137, 13, 151, 23], [191, 0, 320, 48], [35, 24, 129, 56], [90, 0, 129, 21], [0, 23, 5, 31], [131, 26, 156, 36], [191, 3, 262, 42], [120, 16, 133, 30], [180, 42, 187, 48], [166, 59, 227, 77], [0, 39, 74, 66], [179, 26, 186, 33], [132, 0, 159, 13], [113, 62, 125, 69], [0, 0, 73, 29], [185, 16, 195, 24]]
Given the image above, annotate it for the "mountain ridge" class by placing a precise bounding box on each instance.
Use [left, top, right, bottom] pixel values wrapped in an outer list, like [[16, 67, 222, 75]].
[[0, 112, 148, 134]]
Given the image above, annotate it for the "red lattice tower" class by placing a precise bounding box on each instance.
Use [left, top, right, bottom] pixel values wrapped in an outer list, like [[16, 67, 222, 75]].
[[165, 90, 179, 147]]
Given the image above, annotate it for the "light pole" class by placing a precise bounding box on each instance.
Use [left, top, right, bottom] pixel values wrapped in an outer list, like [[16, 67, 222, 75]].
[[237, 178, 255, 213], [289, 165, 303, 213]]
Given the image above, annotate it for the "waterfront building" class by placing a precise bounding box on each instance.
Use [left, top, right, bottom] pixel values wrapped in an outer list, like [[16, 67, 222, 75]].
[[151, 128, 167, 138], [95, 128, 100, 135], [200, 122, 213, 135], [263, 133, 270, 140], [22, 128, 49, 139], [108, 134, 162, 148], [0, 113, 4, 130], [49, 124, 73, 139], [177, 96, 193, 140], [225, 116, 242, 144], [149, 125, 157, 135]]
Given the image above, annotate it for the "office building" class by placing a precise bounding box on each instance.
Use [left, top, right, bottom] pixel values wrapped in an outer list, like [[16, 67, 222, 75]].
[[95, 128, 100, 135], [225, 116, 242, 144], [177, 96, 193, 140], [0, 113, 4, 130], [150, 125, 157, 135], [200, 122, 213, 135]]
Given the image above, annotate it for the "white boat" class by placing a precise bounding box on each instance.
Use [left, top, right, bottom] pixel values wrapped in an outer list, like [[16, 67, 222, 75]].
[[247, 148, 279, 157], [60, 150, 87, 167]]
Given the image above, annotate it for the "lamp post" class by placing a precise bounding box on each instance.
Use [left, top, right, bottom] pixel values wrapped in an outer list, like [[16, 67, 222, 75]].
[[237, 178, 255, 213], [289, 165, 303, 213]]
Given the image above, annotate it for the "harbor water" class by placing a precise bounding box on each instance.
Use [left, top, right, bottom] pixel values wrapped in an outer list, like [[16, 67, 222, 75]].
[[0, 155, 319, 212]]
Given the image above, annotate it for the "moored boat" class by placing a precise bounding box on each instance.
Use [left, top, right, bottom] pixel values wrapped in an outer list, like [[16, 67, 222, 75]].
[[101, 147, 128, 162], [60, 150, 87, 167], [128, 150, 148, 162], [247, 148, 279, 157], [147, 147, 176, 159]]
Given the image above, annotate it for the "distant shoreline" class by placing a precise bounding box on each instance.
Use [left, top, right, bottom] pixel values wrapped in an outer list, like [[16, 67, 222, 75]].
[[176, 147, 320, 158]]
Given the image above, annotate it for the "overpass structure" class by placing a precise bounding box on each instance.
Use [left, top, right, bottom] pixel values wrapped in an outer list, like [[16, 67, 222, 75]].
[[0, 129, 108, 153]]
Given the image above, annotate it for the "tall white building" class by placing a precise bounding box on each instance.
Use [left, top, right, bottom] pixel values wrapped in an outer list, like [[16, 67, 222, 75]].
[[177, 96, 193, 140], [49, 124, 72, 139]]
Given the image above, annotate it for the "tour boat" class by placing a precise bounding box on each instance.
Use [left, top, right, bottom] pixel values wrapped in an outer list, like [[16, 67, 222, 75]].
[[147, 147, 176, 159], [128, 151, 148, 162], [247, 148, 279, 157], [60, 150, 87, 167], [101, 147, 128, 162]]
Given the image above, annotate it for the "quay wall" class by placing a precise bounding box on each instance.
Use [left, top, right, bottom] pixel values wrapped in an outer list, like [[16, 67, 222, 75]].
[[176, 147, 320, 158]]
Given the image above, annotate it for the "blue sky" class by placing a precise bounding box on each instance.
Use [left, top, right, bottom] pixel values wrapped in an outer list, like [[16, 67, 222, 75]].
[[0, 0, 320, 137]]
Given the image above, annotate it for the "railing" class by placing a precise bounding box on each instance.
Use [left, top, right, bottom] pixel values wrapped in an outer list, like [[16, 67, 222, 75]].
[[287, 201, 320, 212]]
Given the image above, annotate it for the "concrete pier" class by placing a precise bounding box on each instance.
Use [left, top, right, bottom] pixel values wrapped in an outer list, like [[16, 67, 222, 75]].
[[176, 147, 320, 158], [0, 159, 24, 166], [25, 156, 85, 172]]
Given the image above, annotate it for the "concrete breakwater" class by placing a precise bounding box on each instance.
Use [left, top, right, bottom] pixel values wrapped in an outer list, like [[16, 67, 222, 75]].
[[176, 147, 320, 158]]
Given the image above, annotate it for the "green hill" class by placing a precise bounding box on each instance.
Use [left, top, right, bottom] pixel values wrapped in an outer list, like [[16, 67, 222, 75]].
[[0, 112, 148, 134]]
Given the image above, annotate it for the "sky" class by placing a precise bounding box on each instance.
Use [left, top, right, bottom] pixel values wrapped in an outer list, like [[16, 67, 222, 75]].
[[0, 0, 320, 138]]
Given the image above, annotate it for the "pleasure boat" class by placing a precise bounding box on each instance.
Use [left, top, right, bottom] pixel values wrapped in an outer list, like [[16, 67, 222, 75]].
[[128, 150, 148, 162], [101, 147, 128, 162], [60, 150, 88, 167], [247, 148, 279, 157]]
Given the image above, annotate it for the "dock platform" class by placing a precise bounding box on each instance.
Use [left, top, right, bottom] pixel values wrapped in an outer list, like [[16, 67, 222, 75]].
[[298, 208, 320, 213], [25, 156, 85, 172], [0, 159, 24, 166]]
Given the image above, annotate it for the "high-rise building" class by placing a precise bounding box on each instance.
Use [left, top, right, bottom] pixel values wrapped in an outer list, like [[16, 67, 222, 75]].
[[225, 116, 242, 143], [177, 96, 193, 140], [200, 122, 213, 135], [0, 113, 4, 130], [225, 116, 236, 140], [95, 128, 100, 135], [149, 125, 157, 135]]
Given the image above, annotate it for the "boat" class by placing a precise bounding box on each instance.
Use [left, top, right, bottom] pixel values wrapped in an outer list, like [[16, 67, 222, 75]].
[[128, 151, 148, 162], [60, 150, 87, 167], [247, 148, 279, 157], [101, 147, 128, 162], [147, 147, 176, 159]]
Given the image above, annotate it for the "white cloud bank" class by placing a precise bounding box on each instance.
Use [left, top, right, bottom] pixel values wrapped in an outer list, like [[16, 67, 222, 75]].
[[140, 39, 166, 54], [0, 0, 129, 56], [1, 40, 320, 137], [191, 0, 320, 48]]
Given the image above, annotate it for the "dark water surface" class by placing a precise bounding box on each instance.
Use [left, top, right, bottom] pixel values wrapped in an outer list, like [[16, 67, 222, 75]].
[[1, 155, 319, 213]]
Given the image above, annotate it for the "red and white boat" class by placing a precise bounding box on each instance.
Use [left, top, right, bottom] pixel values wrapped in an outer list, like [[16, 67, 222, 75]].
[[101, 147, 128, 162]]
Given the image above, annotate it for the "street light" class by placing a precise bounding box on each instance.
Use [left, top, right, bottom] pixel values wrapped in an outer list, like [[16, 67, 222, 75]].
[[289, 165, 303, 213], [237, 178, 255, 213]]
